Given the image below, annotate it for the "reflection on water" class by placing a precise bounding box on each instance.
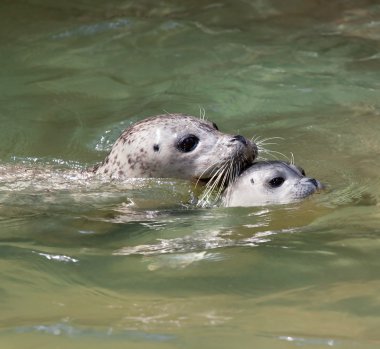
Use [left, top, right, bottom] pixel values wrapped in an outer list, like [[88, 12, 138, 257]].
[[1, 0, 380, 348]]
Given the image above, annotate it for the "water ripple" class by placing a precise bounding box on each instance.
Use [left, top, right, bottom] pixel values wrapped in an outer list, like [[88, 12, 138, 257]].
[[52, 19, 132, 39], [10, 321, 174, 342], [34, 252, 79, 264]]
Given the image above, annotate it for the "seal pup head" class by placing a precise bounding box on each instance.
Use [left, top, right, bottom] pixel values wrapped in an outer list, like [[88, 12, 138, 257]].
[[94, 114, 257, 184], [223, 160, 323, 207]]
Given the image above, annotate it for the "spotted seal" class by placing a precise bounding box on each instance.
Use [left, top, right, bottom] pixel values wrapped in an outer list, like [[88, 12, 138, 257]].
[[94, 114, 257, 187], [222, 160, 323, 207]]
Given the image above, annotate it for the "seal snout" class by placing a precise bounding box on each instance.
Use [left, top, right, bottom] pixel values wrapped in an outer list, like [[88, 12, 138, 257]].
[[230, 135, 248, 146], [308, 178, 319, 187], [304, 177, 324, 191]]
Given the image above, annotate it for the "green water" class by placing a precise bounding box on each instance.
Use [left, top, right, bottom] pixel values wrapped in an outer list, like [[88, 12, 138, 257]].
[[1, 0, 380, 348]]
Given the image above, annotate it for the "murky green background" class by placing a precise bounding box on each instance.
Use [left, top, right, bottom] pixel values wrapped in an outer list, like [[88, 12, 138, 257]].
[[1, 0, 380, 348]]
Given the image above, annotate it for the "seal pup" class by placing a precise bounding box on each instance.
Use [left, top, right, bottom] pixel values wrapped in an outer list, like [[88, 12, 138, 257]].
[[94, 114, 257, 188], [222, 160, 323, 207]]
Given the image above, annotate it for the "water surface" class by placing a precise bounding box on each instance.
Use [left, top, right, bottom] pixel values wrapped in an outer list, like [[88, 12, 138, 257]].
[[1, 1, 380, 348]]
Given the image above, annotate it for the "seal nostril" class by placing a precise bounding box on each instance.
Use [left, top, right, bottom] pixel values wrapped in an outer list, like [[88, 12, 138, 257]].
[[231, 135, 247, 146], [309, 178, 318, 187]]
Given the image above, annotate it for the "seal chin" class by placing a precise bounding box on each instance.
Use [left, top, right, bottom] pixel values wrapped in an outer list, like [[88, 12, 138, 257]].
[[239, 156, 255, 175], [240, 140, 258, 174]]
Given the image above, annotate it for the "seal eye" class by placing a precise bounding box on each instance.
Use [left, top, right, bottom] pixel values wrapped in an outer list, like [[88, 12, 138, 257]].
[[269, 177, 285, 188], [177, 134, 199, 153]]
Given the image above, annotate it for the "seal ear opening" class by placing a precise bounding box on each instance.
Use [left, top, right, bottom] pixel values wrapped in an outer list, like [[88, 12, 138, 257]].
[[297, 167, 306, 176], [250, 178, 254, 185], [212, 122, 219, 130]]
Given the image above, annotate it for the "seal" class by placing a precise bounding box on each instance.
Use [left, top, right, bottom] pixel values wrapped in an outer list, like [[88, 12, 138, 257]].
[[222, 160, 323, 207], [93, 114, 257, 187]]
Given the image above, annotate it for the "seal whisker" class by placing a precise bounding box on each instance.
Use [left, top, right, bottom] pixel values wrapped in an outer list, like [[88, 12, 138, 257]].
[[214, 163, 231, 200], [198, 161, 230, 207], [198, 151, 245, 206], [290, 152, 295, 165], [193, 159, 226, 189], [203, 163, 227, 194], [252, 136, 284, 147], [252, 136, 286, 160], [198, 106, 206, 121], [196, 164, 225, 200], [215, 160, 234, 200], [257, 148, 288, 161]]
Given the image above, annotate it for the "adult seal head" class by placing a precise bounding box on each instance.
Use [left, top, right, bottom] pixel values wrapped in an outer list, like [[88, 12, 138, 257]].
[[222, 160, 324, 207], [94, 114, 257, 186]]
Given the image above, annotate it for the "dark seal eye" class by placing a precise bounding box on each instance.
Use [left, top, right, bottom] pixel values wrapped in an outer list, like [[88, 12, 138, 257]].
[[269, 177, 285, 188], [177, 134, 199, 152]]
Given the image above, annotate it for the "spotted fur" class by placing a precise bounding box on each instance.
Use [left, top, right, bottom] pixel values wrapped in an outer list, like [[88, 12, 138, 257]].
[[94, 114, 257, 183]]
